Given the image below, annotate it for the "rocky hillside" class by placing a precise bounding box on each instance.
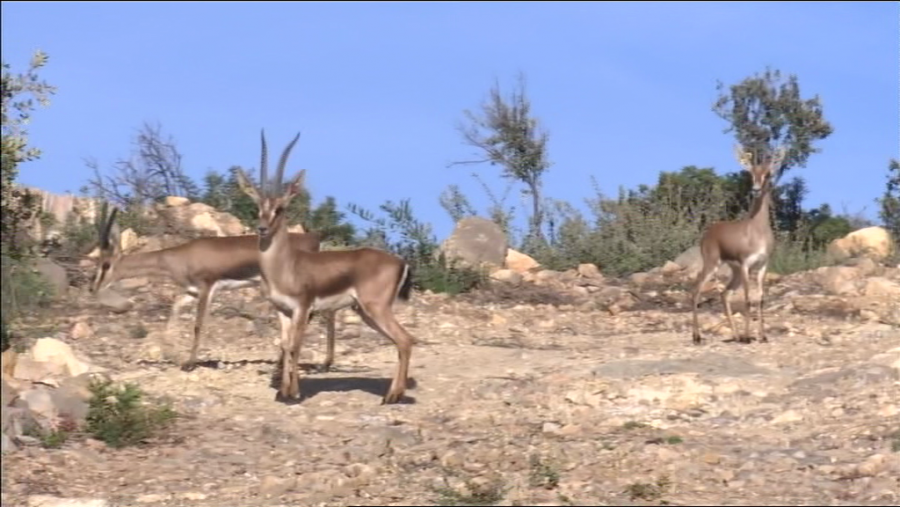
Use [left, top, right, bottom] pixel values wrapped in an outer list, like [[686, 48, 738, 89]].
[[1, 203, 898, 507]]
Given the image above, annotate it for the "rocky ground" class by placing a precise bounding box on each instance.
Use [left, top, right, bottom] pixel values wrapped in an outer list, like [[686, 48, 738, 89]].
[[2, 257, 899, 507]]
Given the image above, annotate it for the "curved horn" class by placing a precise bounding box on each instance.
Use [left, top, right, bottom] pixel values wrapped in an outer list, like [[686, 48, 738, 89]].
[[274, 132, 302, 193], [96, 201, 109, 236], [100, 207, 119, 249], [260, 129, 269, 197]]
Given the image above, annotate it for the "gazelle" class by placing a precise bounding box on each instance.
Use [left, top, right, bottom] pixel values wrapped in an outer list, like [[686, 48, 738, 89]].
[[235, 130, 416, 404], [90, 206, 338, 372], [690, 144, 786, 345]]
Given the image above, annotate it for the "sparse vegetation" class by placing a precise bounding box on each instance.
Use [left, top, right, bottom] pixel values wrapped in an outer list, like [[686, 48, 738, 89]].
[[889, 429, 900, 453], [85, 379, 177, 448], [624, 475, 671, 501], [528, 453, 561, 490], [23, 416, 77, 449], [433, 475, 507, 506]]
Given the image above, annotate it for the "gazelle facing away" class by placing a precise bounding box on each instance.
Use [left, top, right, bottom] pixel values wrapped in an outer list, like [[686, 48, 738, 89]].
[[235, 130, 416, 404], [691, 144, 786, 345], [90, 206, 338, 372]]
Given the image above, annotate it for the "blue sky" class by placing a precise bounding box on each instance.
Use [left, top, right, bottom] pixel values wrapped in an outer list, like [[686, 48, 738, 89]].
[[2, 1, 897, 241]]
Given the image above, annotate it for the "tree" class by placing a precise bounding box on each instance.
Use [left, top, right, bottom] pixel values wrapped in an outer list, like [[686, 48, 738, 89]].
[[713, 66, 833, 179], [84, 122, 200, 208], [452, 72, 551, 251], [1, 51, 57, 257], [879, 158, 900, 240]]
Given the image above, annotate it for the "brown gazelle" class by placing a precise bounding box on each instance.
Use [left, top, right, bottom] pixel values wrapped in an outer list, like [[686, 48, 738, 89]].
[[691, 144, 786, 345], [90, 206, 338, 372], [235, 130, 416, 404]]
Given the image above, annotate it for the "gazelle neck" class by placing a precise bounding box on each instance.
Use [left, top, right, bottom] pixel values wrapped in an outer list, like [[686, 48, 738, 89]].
[[111, 251, 169, 283], [261, 223, 292, 261], [748, 185, 773, 232]]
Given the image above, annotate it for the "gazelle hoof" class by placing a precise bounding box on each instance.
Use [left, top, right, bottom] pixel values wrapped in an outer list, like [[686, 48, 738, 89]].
[[180, 362, 197, 372], [382, 392, 405, 405]]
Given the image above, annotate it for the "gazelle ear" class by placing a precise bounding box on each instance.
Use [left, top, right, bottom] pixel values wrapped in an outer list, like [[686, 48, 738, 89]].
[[284, 169, 306, 201], [235, 167, 261, 203], [734, 144, 753, 171]]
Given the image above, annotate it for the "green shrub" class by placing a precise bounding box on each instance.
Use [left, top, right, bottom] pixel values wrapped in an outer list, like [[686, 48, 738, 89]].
[[1, 254, 54, 351], [85, 379, 177, 448]]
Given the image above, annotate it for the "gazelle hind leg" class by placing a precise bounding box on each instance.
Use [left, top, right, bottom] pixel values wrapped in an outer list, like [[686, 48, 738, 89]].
[[286, 305, 312, 400], [738, 264, 753, 343], [755, 264, 769, 343], [691, 263, 717, 345], [323, 310, 336, 372], [353, 302, 414, 404], [721, 264, 742, 342], [182, 284, 216, 371], [167, 294, 196, 338]]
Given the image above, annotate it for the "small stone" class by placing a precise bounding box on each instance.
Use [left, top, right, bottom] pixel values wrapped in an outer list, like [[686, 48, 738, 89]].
[[178, 492, 208, 501], [441, 450, 464, 468], [27, 496, 109, 507], [259, 475, 296, 497], [135, 494, 169, 503], [857, 454, 887, 477], [542, 422, 562, 434], [96, 289, 133, 313], [771, 410, 804, 425], [702, 452, 722, 465], [70, 322, 92, 340], [344, 463, 377, 482]]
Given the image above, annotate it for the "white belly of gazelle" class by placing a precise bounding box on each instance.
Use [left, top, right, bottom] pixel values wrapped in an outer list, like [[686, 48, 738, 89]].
[[267, 287, 357, 315]]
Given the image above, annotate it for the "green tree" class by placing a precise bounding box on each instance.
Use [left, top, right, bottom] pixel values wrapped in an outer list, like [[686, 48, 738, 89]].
[[1, 51, 57, 257], [713, 67, 833, 179], [879, 158, 900, 240], [452, 72, 551, 251]]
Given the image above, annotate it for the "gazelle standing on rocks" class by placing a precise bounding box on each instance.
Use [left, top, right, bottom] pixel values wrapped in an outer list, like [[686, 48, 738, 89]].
[[235, 130, 416, 404], [690, 144, 786, 345], [90, 206, 338, 372]]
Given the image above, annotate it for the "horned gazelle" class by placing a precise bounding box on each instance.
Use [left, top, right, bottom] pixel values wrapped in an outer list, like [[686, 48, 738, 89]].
[[690, 144, 786, 345], [90, 205, 338, 372], [235, 131, 416, 404]]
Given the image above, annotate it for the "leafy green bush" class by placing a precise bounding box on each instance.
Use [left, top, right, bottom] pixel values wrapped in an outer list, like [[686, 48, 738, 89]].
[[85, 379, 177, 448], [349, 199, 488, 295], [1, 254, 54, 351]]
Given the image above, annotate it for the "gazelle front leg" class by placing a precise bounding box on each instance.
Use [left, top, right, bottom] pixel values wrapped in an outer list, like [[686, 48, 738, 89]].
[[322, 310, 336, 372], [283, 303, 312, 400]]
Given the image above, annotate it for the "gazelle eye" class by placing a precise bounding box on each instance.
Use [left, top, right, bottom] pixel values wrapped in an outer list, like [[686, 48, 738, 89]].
[[102, 262, 110, 270]]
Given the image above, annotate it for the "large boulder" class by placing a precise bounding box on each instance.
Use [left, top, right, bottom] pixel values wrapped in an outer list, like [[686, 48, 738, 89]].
[[505, 248, 540, 273], [32, 258, 68, 300], [827, 227, 895, 262], [160, 201, 248, 237], [439, 217, 508, 270]]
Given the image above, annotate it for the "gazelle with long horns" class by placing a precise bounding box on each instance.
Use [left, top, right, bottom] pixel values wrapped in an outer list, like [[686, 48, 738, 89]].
[[690, 144, 786, 345], [235, 131, 416, 404], [90, 204, 339, 372]]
